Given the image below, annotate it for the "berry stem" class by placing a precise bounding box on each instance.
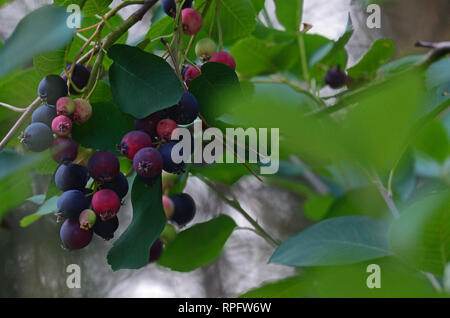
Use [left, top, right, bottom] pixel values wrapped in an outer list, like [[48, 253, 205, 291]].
[[161, 37, 188, 91], [215, 0, 223, 51], [0, 102, 27, 112], [184, 0, 213, 57], [199, 176, 280, 247]]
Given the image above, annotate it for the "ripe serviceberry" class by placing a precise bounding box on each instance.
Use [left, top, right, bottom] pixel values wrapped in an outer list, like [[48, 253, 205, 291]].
[[93, 217, 119, 240], [88, 150, 120, 182], [31, 105, 57, 127], [73, 98, 92, 124], [162, 0, 192, 17], [52, 115, 72, 136], [182, 8, 203, 35], [157, 119, 178, 142], [159, 141, 185, 174], [100, 172, 129, 199], [56, 97, 76, 116], [51, 137, 78, 164], [92, 189, 121, 221], [162, 195, 175, 219], [38, 75, 68, 105], [170, 193, 196, 226], [167, 92, 199, 125], [120, 130, 152, 159], [133, 147, 163, 178], [79, 209, 97, 230], [61, 64, 91, 94], [209, 51, 236, 70], [55, 163, 88, 192], [325, 66, 347, 89], [184, 65, 201, 86], [149, 238, 164, 263], [134, 110, 166, 140], [20, 122, 54, 152], [60, 218, 93, 250], [57, 189, 90, 219], [195, 38, 217, 62]]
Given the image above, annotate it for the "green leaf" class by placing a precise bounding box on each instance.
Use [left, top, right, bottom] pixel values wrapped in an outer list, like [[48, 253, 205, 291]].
[[146, 16, 174, 52], [203, 0, 257, 42], [0, 5, 74, 78], [20, 196, 59, 227], [33, 49, 66, 77], [240, 276, 308, 298], [250, 0, 265, 13], [108, 44, 183, 119], [158, 215, 236, 271], [426, 57, 450, 90], [274, 0, 303, 32], [389, 191, 450, 276], [107, 176, 166, 270], [270, 216, 392, 266], [188, 62, 242, 128], [71, 101, 135, 152], [82, 0, 112, 16], [303, 194, 334, 222], [413, 119, 449, 163], [89, 80, 113, 103], [347, 38, 394, 80]]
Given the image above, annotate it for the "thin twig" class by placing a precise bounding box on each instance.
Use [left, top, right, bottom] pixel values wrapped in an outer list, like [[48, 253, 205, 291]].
[[0, 102, 27, 112]]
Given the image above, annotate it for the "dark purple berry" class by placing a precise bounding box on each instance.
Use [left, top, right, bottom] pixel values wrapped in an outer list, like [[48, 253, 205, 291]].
[[57, 189, 90, 219], [162, 0, 192, 17], [38, 75, 68, 106], [55, 163, 88, 192], [87, 150, 120, 182], [60, 218, 93, 250], [325, 65, 347, 89], [159, 141, 185, 174], [20, 122, 53, 152], [31, 105, 57, 127], [93, 216, 119, 240], [149, 238, 163, 263], [169, 193, 196, 226], [119, 130, 152, 159], [100, 172, 129, 199], [133, 147, 163, 178], [167, 92, 199, 125], [134, 110, 166, 140], [61, 64, 91, 94], [51, 137, 78, 164]]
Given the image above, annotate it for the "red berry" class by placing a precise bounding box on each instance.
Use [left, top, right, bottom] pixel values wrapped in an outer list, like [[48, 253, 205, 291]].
[[56, 97, 76, 116], [133, 147, 163, 178], [156, 119, 178, 142], [73, 98, 92, 124], [209, 51, 236, 70], [184, 65, 201, 86], [134, 110, 166, 140], [51, 137, 78, 164], [88, 150, 120, 182], [52, 115, 72, 136], [92, 189, 121, 221], [120, 130, 152, 159], [60, 218, 93, 250], [182, 8, 203, 35]]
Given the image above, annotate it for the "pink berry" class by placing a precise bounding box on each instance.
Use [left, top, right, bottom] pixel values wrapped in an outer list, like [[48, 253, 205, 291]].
[[156, 119, 178, 142], [162, 195, 174, 219], [133, 147, 163, 178], [184, 65, 201, 86], [120, 130, 152, 160], [182, 8, 203, 35], [56, 97, 76, 116], [51, 136, 78, 164], [209, 51, 236, 70], [92, 189, 121, 221], [52, 115, 72, 136], [73, 98, 92, 124]]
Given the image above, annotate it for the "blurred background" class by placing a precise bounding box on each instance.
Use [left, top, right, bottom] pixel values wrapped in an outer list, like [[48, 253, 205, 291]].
[[0, 0, 449, 297]]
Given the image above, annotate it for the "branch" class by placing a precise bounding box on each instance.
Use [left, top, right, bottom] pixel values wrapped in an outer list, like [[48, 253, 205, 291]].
[[0, 102, 27, 112]]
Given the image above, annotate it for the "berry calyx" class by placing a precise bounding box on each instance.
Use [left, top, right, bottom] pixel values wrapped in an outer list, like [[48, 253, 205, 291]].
[[57, 189, 90, 219], [170, 193, 196, 226], [93, 217, 119, 240], [162, 195, 175, 219], [55, 163, 88, 192], [72, 98, 92, 124], [119, 130, 152, 159], [149, 238, 164, 263], [209, 51, 236, 70], [52, 115, 72, 136], [184, 65, 201, 86], [92, 189, 121, 221], [38, 75, 68, 106], [133, 147, 163, 178], [20, 122, 54, 152], [31, 105, 57, 127], [195, 38, 217, 62], [79, 209, 97, 230], [156, 119, 178, 142], [61, 64, 91, 94], [88, 150, 120, 182], [182, 8, 203, 35], [51, 137, 78, 164], [100, 172, 129, 199], [325, 65, 348, 89], [60, 218, 93, 250], [56, 97, 76, 116]]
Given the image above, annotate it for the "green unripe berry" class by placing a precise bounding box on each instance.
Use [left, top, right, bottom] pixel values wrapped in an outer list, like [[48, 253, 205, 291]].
[[79, 209, 97, 230], [195, 38, 217, 62], [160, 223, 177, 245]]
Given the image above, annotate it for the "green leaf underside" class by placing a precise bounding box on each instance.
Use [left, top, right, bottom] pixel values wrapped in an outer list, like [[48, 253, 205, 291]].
[[107, 176, 166, 271], [270, 216, 392, 266], [158, 215, 236, 271], [20, 196, 59, 227], [108, 44, 184, 119]]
